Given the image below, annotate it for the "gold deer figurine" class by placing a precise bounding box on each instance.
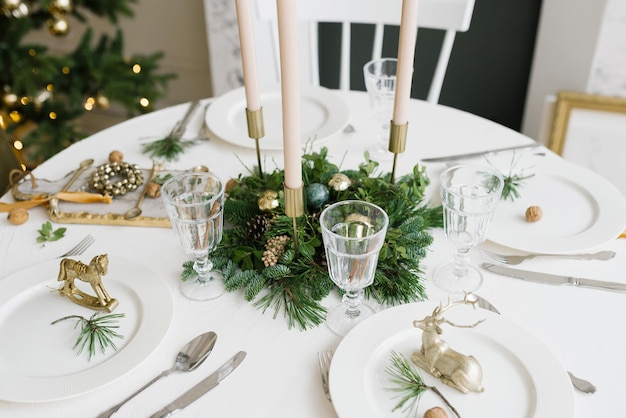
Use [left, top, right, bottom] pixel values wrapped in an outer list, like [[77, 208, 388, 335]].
[[57, 254, 119, 312], [411, 294, 485, 393]]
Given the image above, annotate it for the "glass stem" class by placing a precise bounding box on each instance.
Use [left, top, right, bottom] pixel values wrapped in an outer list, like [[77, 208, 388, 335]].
[[194, 256, 214, 283], [453, 246, 471, 279], [342, 289, 363, 319]]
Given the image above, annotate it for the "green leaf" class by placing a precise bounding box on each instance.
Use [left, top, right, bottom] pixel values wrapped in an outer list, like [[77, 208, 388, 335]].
[[36, 222, 66, 245]]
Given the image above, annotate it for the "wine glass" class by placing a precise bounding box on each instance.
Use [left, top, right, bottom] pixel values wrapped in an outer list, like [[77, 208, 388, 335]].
[[434, 165, 504, 294], [363, 58, 397, 160], [320, 200, 389, 336], [161, 172, 226, 301]]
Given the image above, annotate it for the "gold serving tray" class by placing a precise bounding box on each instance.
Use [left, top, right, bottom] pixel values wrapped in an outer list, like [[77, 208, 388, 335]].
[[12, 166, 187, 227]]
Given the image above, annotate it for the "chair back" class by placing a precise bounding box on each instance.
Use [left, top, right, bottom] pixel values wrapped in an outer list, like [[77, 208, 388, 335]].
[[254, 0, 475, 103]]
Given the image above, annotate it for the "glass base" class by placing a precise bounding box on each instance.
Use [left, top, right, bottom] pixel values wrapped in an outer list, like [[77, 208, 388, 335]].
[[180, 271, 226, 301], [325, 302, 375, 337], [433, 262, 483, 294]]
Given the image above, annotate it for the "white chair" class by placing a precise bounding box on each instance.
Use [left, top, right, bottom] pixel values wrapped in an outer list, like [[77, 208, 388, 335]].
[[254, 0, 475, 103]]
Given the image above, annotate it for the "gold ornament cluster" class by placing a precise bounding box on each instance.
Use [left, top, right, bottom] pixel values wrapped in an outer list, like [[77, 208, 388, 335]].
[[90, 162, 144, 197], [1, 0, 73, 36], [261, 235, 290, 267]]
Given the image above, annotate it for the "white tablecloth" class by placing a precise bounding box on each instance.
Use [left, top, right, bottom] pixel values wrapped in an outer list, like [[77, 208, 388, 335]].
[[1, 90, 624, 417]]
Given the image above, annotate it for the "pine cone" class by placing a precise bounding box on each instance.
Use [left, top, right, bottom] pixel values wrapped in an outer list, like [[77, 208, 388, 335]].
[[246, 214, 272, 241]]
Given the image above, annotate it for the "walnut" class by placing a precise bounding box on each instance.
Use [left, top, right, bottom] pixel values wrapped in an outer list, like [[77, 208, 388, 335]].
[[108, 150, 124, 163], [225, 178, 238, 193], [424, 407, 448, 418], [7, 207, 29, 225], [145, 182, 161, 198], [525, 205, 543, 222]]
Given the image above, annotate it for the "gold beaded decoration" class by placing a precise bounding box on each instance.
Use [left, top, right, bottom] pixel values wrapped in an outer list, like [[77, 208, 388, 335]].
[[90, 162, 144, 197]]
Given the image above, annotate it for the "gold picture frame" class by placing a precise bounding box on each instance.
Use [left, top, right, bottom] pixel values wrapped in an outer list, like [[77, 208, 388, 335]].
[[548, 91, 626, 155]]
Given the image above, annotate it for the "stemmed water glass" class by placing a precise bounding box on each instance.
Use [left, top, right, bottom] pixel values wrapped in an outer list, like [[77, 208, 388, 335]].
[[161, 172, 226, 301], [434, 165, 504, 294], [320, 200, 389, 336], [363, 58, 397, 160]]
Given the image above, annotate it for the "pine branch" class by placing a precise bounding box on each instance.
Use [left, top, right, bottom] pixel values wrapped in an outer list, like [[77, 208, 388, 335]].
[[386, 351, 461, 418], [51, 312, 125, 361]]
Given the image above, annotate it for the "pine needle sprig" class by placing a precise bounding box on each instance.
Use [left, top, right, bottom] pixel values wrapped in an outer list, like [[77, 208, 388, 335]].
[[485, 153, 535, 202], [501, 172, 535, 201], [51, 312, 125, 361], [141, 135, 194, 161], [386, 351, 461, 418]]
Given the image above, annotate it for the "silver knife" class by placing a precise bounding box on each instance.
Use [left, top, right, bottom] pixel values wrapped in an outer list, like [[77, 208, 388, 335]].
[[421, 143, 541, 163], [149, 351, 246, 418], [482, 262, 626, 293], [169, 100, 201, 139]]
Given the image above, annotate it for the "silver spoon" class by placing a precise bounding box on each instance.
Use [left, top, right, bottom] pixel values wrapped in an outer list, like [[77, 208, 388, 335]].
[[62, 158, 94, 192], [124, 162, 161, 220], [96, 331, 217, 418]]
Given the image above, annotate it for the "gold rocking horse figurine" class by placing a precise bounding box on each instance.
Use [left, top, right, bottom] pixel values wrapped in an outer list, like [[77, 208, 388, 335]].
[[57, 254, 119, 312]]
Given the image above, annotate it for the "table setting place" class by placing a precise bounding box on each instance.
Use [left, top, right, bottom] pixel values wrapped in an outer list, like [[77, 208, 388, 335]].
[[3, 1, 626, 418]]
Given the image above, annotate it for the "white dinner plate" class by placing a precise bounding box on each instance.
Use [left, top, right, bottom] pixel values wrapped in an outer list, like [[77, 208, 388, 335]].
[[0, 255, 173, 402], [488, 158, 626, 253], [329, 302, 573, 418], [205, 85, 350, 150]]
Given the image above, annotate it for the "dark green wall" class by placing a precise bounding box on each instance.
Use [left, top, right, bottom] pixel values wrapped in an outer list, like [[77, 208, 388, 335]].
[[318, 0, 543, 131]]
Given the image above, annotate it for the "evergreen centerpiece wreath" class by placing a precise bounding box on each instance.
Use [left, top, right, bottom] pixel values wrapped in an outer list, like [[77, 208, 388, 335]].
[[202, 146, 443, 330]]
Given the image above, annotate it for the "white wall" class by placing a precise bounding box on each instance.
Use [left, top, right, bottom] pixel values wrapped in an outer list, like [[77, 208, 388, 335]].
[[521, 0, 608, 141], [520, 0, 626, 141], [588, 0, 626, 97]]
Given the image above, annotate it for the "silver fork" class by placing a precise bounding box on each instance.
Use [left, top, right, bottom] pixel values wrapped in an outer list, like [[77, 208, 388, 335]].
[[472, 293, 597, 393], [481, 249, 615, 265], [317, 350, 333, 401], [58, 234, 95, 258]]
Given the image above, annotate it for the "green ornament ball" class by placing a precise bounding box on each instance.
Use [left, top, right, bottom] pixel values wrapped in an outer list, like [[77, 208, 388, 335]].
[[305, 183, 329, 209]]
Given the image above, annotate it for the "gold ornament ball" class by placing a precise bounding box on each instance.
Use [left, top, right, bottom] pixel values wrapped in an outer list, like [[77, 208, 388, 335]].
[[48, 13, 69, 36], [48, 0, 72, 14], [258, 190, 279, 212], [96, 94, 110, 109], [2, 0, 22, 11], [2, 91, 18, 108], [328, 173, 351, 191]]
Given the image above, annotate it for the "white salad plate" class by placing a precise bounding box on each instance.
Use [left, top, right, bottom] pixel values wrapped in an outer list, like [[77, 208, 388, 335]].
[[488, 158, 626, 254], [205, 85, 350, 150], [0, 255, 173, 402], [329, 302, 573, 418]]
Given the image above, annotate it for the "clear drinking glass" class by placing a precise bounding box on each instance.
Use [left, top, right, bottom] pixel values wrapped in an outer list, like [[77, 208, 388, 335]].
[[434, 165, 504, 294], [320, 200, 389, 336], [363, 58, 397, 160], [161, 172, 226, 301]]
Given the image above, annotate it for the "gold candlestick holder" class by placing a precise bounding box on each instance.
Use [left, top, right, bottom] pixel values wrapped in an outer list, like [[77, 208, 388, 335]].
[[246, 108, 265, 179], [284, 184, 304, 254], [388, 122, 408, 184]]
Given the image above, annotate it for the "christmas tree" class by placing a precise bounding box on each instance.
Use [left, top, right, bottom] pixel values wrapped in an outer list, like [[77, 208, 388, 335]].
[[0, 0, 175, 167]]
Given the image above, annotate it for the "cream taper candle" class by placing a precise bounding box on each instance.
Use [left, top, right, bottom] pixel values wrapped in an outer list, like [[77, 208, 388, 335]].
[[392, 0, 419, 125], [235, 0, 261, 111], [276, 0, 302, 189]]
